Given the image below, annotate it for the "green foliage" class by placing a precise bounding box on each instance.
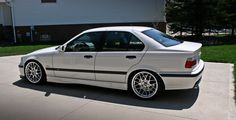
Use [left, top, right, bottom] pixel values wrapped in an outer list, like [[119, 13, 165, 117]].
[[202, 44, 236, 63], [0, 45, 53, 57], [201, 44, 236, 99], [225, 0, 236, 35], [166, 0, 236, 36]]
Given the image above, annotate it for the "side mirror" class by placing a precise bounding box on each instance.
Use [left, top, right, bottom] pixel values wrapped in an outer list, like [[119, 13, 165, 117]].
[[57, 45, 65, 52]]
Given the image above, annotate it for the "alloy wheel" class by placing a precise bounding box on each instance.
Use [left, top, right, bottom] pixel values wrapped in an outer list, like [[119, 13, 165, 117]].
[[25, 62, 42, 83], [131, 71, 158, 99]]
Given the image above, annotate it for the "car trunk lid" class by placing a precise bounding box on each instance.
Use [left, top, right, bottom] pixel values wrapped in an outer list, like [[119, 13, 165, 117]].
[[167, 41, 202, 53], [165, 41, 202, 70]]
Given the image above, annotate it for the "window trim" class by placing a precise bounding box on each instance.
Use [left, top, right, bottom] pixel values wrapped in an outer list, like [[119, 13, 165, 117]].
[[65, 32, 104, 52], [101, 31, 145, 52], [64, 31, 146, 53]]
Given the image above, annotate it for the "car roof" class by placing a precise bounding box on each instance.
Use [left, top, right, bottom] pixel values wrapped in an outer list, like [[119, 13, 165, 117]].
[[84, 26, 152, 33]]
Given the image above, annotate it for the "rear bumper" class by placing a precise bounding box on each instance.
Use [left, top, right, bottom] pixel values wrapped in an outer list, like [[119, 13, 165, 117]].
[[161, 60, 204, 90]]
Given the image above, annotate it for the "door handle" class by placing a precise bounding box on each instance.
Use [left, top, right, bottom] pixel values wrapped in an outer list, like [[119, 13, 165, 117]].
[[126, 56, 136, 59], [84, 55, 93, 59]]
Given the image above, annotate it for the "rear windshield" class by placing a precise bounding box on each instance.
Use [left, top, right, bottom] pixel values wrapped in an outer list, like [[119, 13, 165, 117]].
[[142, 29, 182, 47]]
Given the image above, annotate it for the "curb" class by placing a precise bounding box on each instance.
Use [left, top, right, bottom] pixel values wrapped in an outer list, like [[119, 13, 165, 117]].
[[229, 64, 236, 120]]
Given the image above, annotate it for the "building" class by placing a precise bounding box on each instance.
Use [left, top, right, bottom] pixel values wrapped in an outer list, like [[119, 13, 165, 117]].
[[0, 0, 166, 43]]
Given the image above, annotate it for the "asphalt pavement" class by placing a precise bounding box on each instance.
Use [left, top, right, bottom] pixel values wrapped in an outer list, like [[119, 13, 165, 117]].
[[0, 55, 235, 120]]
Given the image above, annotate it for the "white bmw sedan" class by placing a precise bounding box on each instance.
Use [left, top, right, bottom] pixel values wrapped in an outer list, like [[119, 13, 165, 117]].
[[19, 26, 204, 99]]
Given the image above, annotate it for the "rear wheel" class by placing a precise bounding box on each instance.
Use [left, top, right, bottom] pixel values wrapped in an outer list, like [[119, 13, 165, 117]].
[[130, 71, 161, 99], [24, 61, 46, 84]]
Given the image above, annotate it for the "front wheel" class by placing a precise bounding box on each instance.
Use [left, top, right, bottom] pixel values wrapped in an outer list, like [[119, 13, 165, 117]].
[[24, 61, 46, 84], [130, 71, 161, 99]]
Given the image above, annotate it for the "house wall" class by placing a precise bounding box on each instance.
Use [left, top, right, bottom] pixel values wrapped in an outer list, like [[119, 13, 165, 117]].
[[15, 22, 168, 43], [13, 0, 165, 26], [12, 0, 166, 42]]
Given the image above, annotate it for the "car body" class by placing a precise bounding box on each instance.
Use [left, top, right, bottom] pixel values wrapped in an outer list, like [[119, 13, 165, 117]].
[[19, 26, 204, 99]]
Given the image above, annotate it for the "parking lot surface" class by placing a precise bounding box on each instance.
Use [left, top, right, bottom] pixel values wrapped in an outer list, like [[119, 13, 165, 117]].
[[0, 55, 235, 120]]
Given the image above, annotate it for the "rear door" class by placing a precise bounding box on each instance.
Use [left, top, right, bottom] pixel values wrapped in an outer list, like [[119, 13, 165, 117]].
[[95, 31, 146, 83]]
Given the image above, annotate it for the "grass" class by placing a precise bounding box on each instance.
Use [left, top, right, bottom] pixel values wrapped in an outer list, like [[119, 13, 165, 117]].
[[0, 44, 235, 98], [0, 45, 54, 57], [201, 44, 236, 99]]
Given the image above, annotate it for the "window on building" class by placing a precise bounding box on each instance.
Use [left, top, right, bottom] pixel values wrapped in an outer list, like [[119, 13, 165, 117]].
[[41, 0, 57, 3]]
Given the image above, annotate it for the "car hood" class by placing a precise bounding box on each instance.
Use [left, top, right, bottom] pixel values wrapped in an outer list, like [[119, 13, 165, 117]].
[[27, 46, 58, 56], [166, 41, 202, 52]]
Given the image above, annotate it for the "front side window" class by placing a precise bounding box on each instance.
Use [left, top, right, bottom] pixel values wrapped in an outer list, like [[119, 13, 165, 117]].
[[142, 29, 182, 47], [102, 31, 144, 51], [65, 32, 103, 52]]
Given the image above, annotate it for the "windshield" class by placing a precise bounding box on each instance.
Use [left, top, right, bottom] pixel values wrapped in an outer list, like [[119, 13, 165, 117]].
[[142, 29, 182, 47]]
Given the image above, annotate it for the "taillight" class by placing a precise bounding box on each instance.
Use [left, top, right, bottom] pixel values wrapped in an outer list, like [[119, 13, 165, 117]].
[[185, 57, 197, 68]]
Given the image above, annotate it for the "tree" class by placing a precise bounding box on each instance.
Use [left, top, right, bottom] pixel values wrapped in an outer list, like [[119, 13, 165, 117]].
[[166, 0, 212, 36], [166, 0, 189, 36], [166, 0, 232, 36], [225, 0, 236, 35]]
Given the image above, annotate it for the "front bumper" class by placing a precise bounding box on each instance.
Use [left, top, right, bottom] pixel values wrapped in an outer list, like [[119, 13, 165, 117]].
[[18, 65, 25, 79], [161, 60, 205, 90]]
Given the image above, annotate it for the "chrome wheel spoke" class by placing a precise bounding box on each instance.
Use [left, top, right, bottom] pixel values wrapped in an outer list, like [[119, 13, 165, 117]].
[[132, 71, 158, 98], [25, 62, 42, 83]]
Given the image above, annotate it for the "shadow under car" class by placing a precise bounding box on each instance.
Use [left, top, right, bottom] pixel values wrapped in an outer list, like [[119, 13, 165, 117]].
[[13, 79, 199, 110]]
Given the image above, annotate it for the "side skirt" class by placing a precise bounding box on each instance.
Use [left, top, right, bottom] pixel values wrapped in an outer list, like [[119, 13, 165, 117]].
[[47, 76, 128, 90]]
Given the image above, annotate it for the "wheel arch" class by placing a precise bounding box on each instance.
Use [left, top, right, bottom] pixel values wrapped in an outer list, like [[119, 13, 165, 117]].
[[24, 58, 47, 77], [126, 68, 165, 91]]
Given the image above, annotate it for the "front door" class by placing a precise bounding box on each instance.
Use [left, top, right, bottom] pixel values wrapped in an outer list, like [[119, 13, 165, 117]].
[[95, 31, 146, 83], [52, 32, 103, 80]]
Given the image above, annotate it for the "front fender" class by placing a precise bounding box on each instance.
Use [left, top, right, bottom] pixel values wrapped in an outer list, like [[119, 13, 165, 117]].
[[23, 54, 54, 77]]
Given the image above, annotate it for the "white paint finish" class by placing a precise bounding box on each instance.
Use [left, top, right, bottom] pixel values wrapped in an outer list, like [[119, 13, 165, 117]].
[[12, 0, 165, 26], [53, 52, 96, 80], [23, 46, 58, 76], [85, 26, 153, 33], [27, 46, 58, 56], [19, 27, 204, 92], [47, 76, 127, 90], [140, 51, 190, 72], [162, 60, 204, 90], [95, 73, 126, 83], [167, 41, 202, 52], [95, 52, 145, 82]]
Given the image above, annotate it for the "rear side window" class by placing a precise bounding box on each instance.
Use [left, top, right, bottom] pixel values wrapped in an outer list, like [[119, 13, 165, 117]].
[[102, 31, 144, 51], [128, 35, 145, 51], [142, 29, 182, 47], [103, 31, 128, 51]]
